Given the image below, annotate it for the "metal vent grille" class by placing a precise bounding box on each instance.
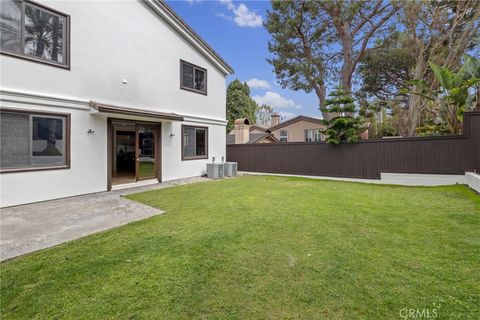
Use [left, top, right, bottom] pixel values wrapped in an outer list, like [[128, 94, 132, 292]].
[[224, 162, 237, 177], [207, 163, 224, 179]]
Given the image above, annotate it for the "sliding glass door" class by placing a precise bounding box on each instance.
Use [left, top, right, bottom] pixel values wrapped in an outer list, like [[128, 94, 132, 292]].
[[110, 120, 160, 187], [136, 125, 157, 180]]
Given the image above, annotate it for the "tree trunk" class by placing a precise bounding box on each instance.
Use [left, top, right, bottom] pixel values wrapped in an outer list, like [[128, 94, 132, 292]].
[[406, 46, 427, 136], [315, 83, 329, 119], [337, 24, 356, 118], [340, 24, 353, 94]]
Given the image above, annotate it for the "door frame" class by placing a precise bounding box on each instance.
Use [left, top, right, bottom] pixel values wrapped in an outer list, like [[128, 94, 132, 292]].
[[135, 123, 160, 182], [107, 118, 162, 191]]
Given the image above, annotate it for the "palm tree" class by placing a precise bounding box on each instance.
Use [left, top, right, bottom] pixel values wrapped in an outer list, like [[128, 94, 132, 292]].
[[0, 1, 21, 51], [24, 5, 63, 61], [24, 5, 53, 58]]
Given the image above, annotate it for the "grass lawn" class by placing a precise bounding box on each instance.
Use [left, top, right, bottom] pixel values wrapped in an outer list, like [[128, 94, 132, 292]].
[[1, 176, 479, 319]]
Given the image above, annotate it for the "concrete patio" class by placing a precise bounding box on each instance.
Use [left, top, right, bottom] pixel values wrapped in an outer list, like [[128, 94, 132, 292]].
[[0, 177, 208, 261]]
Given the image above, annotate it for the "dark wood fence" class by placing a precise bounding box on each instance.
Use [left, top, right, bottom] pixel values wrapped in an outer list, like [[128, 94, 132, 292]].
[[226, 111, 480, 179]]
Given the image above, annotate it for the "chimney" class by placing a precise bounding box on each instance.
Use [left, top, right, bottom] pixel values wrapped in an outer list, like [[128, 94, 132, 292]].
[[271, 112, 281, 126], [234, 118, 251, 144]]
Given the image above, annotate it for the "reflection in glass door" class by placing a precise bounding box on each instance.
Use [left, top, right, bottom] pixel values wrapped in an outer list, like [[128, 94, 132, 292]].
[[136, 125, 156, 180]]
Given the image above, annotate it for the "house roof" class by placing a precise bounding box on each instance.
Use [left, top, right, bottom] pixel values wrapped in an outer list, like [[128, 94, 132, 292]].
[[249, 125, 267, 132], [226, 131, 279, 144], [267, 115, 324, 132], [147, 0, 234, 76], [250, 132, 279, 143]]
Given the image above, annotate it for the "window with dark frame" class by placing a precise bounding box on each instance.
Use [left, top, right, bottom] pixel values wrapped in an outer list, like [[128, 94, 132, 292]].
[[182, 125, 208, 160], [0, 110, 69, 171], [0, 0, 69, 67], [180, 60, 207, 94]]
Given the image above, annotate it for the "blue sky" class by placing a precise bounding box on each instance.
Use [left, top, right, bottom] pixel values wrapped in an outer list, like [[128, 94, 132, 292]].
[[166, 0, 320, 120]]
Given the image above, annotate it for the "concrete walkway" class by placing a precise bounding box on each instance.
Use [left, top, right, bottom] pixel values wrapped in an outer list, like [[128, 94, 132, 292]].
[[0, 177, 208, 261]]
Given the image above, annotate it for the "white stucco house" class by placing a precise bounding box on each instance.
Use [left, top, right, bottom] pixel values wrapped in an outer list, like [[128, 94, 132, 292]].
[[0, 0, 234, 207]]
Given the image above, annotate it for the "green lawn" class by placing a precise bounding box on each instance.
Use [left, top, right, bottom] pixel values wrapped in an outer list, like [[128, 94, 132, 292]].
[[1, 176, 479, 319]]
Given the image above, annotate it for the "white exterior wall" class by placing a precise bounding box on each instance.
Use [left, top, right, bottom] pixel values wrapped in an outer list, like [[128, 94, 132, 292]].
[[0, 102, 108, 207], [0, 0, 229, 207], [161, 120, 226, 181]]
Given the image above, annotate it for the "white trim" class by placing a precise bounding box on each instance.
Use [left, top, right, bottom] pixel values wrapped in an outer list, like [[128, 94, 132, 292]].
[[1, 89, 227, 125], [240, 172, 466, 186], [183, 114, 227, 126], [465, 172, 480, 193], [279, 130, 288, 142], [145, 0, 233, 76], [380, 173, 465, 186], [0, 88, 89, 110]]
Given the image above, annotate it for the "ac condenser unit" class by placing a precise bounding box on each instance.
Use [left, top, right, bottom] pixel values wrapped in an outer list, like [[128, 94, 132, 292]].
[[224, 162, 237, 177], [207, 163, 224, 179]]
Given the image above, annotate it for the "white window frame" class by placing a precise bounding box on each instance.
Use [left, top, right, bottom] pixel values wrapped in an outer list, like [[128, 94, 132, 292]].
[[279, 130, 288, 142], [305, 129, 323, 142]]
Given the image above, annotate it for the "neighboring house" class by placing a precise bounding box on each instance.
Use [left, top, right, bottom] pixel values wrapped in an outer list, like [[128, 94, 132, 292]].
[[227, 113, 325, 144], [0, 0, 234, 207]]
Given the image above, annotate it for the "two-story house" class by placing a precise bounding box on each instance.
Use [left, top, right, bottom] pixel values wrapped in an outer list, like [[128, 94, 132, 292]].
[[0, 0, 233, 207], [227, 113, 326, 144]]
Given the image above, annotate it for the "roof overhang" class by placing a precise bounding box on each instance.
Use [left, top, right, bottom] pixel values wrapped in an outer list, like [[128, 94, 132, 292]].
[[267, 116, 324, 132], [146, 0, 234, 76], [90, 101, 184, 121], [252, 133, 279, 144]]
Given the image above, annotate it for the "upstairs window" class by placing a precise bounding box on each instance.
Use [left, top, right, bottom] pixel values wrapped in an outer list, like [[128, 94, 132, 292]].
[[182, 125, 208, 160], [279, 130, 288, 143], [305, 129, 323, 142], [0, 0, 70, 68], [180, 60, 207, 94]]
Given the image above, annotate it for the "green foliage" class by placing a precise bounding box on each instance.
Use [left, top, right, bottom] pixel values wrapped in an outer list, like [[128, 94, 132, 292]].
[[405, 55, 480, 134], [265, 0, 327, 111], [320, 88, 365, 144], [226, 79, 258, 132], [358, 32, 415, 106]]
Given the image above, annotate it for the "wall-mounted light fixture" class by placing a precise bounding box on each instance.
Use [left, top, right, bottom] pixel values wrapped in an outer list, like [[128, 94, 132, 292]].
[[87, 129, 95, 134], [169, 133, 175, 138]]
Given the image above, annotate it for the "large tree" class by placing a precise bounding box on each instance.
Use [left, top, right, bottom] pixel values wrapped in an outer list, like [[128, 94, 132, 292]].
[[266, 0, 398, 119], [226, 80, 258, 132], [321, 0, 399, 93], [266, 0, 328, 117], [401, 0, 480, 136], [358, 32, 415, 106]]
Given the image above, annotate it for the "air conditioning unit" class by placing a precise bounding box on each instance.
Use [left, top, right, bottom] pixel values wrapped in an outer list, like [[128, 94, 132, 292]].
[[207, 163, 224, 179], [224, 162, 237, 177]]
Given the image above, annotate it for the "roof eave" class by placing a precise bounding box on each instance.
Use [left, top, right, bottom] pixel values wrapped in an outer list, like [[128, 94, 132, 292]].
[[147, 0, 234, 76]]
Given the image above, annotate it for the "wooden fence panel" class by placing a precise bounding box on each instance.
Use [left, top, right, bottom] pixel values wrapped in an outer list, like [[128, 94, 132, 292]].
[[226, 112, 480, 179]]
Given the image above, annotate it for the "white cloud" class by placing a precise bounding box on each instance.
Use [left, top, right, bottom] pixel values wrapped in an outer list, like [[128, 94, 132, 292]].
[[218, 0, 263, 28], [246, 78, 271, 89], [252, 91, 302, 109]]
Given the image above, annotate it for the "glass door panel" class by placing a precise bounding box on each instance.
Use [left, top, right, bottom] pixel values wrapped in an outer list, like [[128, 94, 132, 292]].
[[136, 125, 156, 180]]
